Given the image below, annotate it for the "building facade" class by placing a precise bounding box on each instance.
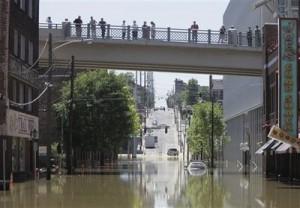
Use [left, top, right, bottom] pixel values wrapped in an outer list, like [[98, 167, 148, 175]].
[[0, 0, 39, 183], [223, 0, 276, 173], [223, 0, 299, 174]]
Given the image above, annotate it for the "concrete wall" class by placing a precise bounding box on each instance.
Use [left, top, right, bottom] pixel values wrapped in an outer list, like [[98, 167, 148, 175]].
[[222, 0, 273, 172], [223, 75, 263, 121], [223, 0, 275, 32]]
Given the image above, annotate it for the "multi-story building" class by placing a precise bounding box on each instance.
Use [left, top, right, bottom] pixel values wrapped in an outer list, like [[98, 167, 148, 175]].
[[0, 0, 39, 183], [223, 0, 299, 175], [223, 0, 276, 173]]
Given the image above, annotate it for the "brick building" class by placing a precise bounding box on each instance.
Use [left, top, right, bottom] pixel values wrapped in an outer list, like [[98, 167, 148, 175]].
[[0, 0, 40, 183]]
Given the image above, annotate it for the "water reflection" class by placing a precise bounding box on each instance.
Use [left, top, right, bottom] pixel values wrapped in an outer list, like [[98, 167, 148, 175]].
[[1, 159, 300, 208]]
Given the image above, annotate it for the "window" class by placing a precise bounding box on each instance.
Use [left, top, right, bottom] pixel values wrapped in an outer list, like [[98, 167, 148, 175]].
[[27, 86, 32, 112], [20, 0, 26, 11], [19, 82, 24, 109], [28, 40, 33, 65], [14, 29, 19, 56], [20, 34, 26, 61], [12, 79, 17, 102], [28, 0, 33, 18]]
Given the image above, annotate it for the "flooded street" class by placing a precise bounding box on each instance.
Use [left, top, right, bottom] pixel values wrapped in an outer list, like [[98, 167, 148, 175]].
[[1, 159, 300, 208]]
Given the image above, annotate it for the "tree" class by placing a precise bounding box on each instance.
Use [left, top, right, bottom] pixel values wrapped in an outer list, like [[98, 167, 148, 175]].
[[187, 102, 227, 159], [184, 79, 199, 106], [54, 70, 140, 163]]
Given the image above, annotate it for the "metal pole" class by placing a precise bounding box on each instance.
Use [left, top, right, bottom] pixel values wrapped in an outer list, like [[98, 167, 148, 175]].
[[46, 33, 53, 180], [67, 56, 75, 175], [2, 139, 6, 191], [210, 74, 214, 174]]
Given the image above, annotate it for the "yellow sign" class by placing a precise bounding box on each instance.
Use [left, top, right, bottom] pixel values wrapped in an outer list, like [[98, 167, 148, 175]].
[[268, 125, 300, 148]]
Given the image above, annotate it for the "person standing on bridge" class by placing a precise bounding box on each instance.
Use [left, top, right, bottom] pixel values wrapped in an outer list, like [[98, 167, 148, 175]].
[[99, 18, 106, 39], [73, 16, 83, 38], [150, 21, 156, 40], [122, 20, 127, 39], [62, 18, 71, 38], [247, 27, 253, 47], [142, 21, 149, 40], [132, 20, 138, 40], [191, 21, 199, 43], [218, 25, 226, 43], [90, 16, 97, 39], [47, 17, 52, 29]]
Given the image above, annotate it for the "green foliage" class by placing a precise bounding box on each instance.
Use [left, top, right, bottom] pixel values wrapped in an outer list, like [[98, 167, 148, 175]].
[[54, 70, 140, 153], [184, 79, 199, 106], [187, 102, 227, 158]]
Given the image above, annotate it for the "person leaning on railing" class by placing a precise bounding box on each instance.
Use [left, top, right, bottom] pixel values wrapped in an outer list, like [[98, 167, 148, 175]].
[[73, 16, 83, 38], [132, 20, 138, 40]]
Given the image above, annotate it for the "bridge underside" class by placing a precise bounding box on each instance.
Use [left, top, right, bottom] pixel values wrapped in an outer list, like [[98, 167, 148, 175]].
[[39, 34, 263, 76]]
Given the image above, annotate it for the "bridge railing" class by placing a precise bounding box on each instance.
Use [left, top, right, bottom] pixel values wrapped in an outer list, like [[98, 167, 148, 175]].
[[40, 23, 261, 47]]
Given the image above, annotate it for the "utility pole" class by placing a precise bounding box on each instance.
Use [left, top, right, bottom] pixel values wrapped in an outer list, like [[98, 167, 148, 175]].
[[46, 33, 53, 180], [210, 74, 214, 174], [67, 55, 75, 175]]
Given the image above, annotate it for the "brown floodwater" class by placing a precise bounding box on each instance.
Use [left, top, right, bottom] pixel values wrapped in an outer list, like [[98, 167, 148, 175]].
[[1, 159, 300, 208]]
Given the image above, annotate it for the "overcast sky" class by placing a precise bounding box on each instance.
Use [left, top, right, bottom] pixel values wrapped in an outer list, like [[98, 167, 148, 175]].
[[40, 0, 229, 106]]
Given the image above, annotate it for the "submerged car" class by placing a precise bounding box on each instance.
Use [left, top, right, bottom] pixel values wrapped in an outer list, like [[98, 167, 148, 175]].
[[187, 161, 207, 176], [167, 148, 179, 156]]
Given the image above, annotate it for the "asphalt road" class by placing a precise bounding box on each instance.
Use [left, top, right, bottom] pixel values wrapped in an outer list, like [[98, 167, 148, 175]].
[[144, 108, 180, 157]]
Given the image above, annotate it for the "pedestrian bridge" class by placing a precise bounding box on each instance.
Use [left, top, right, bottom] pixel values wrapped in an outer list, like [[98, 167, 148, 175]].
[[39, 23, 263, 76]]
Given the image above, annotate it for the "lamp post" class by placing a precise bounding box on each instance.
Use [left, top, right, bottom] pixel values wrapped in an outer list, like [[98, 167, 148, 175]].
[[30, 129, 38, 180], [209, 74, 214, 174]]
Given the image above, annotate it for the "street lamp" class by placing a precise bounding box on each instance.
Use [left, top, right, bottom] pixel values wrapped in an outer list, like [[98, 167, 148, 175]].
[[30, 129, 38, 180]]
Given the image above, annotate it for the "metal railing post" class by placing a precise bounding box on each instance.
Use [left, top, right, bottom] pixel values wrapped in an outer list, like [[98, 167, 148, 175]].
[[208, 29, 211, 44], [188, 28, 191, 43], [107, 24, 111, 39], [238, 32, 242, 46], [87, 24, 91, 39], [127, 25, 131, 40], [167, 27, 171, 42]]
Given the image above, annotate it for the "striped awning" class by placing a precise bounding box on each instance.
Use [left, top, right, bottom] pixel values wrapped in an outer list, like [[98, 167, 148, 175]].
[[255, 139, 276, 154]]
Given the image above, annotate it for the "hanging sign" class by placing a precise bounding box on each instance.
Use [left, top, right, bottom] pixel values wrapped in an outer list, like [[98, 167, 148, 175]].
[[279, 18, 298, 138]]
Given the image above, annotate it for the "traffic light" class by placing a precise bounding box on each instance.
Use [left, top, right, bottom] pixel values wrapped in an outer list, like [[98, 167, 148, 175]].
[[144, 127, 147, 133], [165, 126, 168, 134]]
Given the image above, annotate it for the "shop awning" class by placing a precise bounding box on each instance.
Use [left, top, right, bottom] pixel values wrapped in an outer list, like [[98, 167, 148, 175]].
[[275, 143, 291, 154], [271, 141, 282, 150], [255, 139, 276, 154]]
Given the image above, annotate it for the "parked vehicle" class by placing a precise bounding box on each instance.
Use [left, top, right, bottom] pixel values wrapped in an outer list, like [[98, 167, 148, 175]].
[[145, 136, 156, 148], [167, 148, 179, 156], [187, 161, 207, 176]]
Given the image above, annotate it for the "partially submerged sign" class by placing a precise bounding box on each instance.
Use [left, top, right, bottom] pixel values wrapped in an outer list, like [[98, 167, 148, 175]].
[[268, 125, 300, 149]]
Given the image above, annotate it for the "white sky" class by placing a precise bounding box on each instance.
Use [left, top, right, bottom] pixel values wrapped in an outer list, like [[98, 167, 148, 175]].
[[40, 0, 229, 106]]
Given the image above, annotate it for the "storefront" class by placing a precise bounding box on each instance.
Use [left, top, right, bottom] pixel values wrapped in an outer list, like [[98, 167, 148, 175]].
[[2, 109, 39, 182], [262, 20, 300, 181]]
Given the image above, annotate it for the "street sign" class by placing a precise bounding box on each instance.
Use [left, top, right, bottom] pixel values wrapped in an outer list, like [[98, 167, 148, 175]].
[[268, 125, 300, 149], [279, 18, 298, 137]]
